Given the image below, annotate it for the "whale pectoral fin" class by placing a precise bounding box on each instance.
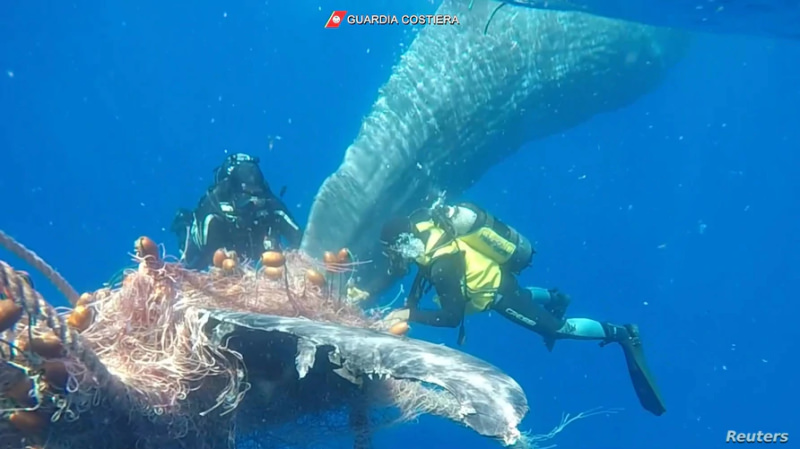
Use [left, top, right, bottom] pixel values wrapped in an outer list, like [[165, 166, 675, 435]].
[[200, 309, 529, 445]]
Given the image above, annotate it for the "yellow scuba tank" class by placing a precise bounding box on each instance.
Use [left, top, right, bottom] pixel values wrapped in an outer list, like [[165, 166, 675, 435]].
[[433, 202, 534, 274]]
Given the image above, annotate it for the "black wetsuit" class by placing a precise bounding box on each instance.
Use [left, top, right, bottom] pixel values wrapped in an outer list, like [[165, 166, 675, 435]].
[[401, 223, 666, 417], [173, 179, 302, 270], [407, 252, 567, 336]]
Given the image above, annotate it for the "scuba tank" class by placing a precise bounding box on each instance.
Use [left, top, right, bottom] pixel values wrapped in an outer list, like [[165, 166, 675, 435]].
[[431, 202, 534, 274]]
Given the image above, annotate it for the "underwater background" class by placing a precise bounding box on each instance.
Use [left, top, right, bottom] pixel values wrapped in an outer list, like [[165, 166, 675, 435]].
[[1, 0, 797, 448]]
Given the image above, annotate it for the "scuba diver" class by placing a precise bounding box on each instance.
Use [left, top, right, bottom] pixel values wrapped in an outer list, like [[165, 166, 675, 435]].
[[379, 200, 666, 416], [171, 153, 303, 270]]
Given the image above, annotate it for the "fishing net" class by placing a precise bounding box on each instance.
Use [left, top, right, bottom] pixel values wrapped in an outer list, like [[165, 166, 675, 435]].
[[0, 231, 530, 449]]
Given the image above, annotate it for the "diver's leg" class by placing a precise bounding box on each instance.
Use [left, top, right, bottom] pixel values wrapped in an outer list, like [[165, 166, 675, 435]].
[[497, 283, 642, 344], [526, 286, 571, 320], [492, 275, 571, 341], [492, 284, 666, 416], [493, 283, 601, 341]]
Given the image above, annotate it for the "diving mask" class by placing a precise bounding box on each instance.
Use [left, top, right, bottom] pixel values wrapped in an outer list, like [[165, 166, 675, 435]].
[[384, 232, 424, 275], [234, 194, 266, 210]]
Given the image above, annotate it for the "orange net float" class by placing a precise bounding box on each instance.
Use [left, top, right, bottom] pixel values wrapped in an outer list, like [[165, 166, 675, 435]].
[[67, 304, 93, 332], [5, 376, 36, 408], [27, 333, 65, 359], [134, 236, 160, 261], [8, 410, 47, 436], [261, 251, 286, 268], [388, 321, 410, 336], [318, 247, 369, 274], [263, 266, 283, 281], [212, 249, 229, 268], [41, 360, 69, 392], [212, 248, 239, 272], [305, 269, 326, 288], [322, 251, 338, 266], [221, 258, 237, 273], [76, 292, 93, 307], [0, 298, 23, 333]]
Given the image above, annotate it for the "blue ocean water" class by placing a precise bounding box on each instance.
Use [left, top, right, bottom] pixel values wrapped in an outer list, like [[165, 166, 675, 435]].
[[1, 1, 797, 448]]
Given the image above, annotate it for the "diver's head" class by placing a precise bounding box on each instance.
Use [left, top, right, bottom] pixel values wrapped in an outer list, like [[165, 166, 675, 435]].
[[215, 154, 267, 192], [214, 153, 270, 212], [380, 216, 425, 276], [230, 160, 267, 197]]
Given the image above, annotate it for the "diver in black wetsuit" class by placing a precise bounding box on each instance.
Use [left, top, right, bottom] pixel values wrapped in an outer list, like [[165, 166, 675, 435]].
[[379, 201, 666, 417], [171, 153, 302, 270]]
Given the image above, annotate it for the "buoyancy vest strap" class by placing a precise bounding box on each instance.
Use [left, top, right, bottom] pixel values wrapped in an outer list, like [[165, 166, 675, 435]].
[[415, 218, 471, 346], [407, 270, 427, 309]]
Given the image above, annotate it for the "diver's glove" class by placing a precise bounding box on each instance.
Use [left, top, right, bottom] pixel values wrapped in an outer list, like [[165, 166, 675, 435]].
[[546, 288, 571, 321], [346, 285, 370, 304], [383, 308, 411, 328]]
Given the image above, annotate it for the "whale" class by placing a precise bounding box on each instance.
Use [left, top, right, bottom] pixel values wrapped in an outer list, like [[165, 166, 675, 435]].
[[301, 0, 689, 294], [494, 0, 800, 41]]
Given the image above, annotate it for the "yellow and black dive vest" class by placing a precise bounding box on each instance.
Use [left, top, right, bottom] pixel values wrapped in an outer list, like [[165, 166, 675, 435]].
[[413, 219, 503, 314], [411, 202, 534, 312]]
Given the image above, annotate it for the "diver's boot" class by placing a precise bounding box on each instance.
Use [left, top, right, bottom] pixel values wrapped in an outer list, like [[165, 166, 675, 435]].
[[601, 323, 667, 416]]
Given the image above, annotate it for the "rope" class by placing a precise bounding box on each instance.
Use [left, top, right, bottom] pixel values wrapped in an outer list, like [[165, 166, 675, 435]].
[[0, 229, 80, 306]]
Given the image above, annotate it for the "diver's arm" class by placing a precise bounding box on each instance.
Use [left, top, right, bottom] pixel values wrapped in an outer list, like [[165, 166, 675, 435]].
[[182, 239, 206, 270], [407, 253, 466, 328], [268, 198, 303, 248], [184, 213, 225, 270], [278, 213, 303, 249], [405, 271, 427, 310]]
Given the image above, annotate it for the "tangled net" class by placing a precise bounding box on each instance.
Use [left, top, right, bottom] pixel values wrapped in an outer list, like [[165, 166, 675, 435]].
[[0, 229, 614, 449], [0, 231, 445, 449]]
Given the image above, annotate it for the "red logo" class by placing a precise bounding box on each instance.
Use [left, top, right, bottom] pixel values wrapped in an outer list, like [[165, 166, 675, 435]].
[[325, 10, 347, 28]]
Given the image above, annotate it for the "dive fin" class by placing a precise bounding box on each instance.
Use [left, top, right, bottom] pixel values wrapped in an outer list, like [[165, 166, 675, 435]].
[[619, 324, 666, 416], [279, 185, 287, 198]]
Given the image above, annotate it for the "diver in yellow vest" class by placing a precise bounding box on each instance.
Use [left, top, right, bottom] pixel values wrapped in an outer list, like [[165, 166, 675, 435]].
[[379, 202, 666, 417]]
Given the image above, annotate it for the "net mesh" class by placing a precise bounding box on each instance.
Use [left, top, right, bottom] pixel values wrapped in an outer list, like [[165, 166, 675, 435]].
[[0, 233, 463, 449]]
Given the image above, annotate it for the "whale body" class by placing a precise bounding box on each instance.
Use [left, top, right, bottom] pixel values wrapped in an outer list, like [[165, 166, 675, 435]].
[[498, 0, 800, 41], [301, 0, 689, 293]]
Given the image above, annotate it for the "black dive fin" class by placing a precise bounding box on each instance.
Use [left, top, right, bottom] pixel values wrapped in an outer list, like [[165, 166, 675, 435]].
[[619, 325, 666, 416], [279, 185, 287, 198]]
